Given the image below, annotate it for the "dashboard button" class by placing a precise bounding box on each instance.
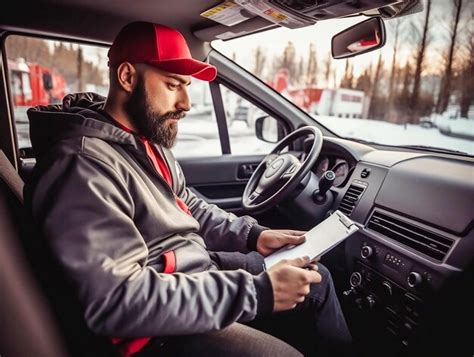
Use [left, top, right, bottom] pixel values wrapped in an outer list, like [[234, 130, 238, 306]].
[[361, 168, 371, 178]]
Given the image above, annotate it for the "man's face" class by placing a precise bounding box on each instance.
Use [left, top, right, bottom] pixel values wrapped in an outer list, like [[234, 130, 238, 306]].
[[125, 66, 191, 148]]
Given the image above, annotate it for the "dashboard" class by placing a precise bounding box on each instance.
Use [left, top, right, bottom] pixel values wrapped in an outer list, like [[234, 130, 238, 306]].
[[295, 135, 474, 356]]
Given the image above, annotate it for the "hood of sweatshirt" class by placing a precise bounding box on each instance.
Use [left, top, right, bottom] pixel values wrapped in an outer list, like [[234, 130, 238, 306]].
[[27, 92, 139, 158]]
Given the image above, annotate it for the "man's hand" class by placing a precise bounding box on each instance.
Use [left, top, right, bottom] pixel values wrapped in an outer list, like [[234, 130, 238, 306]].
[[267, 256, 321, 312], [256, 229, 306, 257]]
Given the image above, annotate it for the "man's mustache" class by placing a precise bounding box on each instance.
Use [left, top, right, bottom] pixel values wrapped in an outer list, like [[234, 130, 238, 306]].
[[160, 110, 186, 121]]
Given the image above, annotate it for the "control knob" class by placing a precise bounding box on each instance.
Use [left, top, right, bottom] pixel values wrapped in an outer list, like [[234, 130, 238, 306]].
[[407, 272, 423, 288], [349, 272, 362, 288], [361, 245, 373, 259]]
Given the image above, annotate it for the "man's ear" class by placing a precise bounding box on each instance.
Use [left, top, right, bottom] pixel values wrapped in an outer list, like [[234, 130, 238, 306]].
[[116, 62, 137, 93]]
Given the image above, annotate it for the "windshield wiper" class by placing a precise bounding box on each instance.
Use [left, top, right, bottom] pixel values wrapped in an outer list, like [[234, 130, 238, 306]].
[[345, 138, 470, 156]]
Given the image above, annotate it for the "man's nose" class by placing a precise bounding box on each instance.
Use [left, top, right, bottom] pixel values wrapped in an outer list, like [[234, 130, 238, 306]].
[[176, 89, 191, 112]]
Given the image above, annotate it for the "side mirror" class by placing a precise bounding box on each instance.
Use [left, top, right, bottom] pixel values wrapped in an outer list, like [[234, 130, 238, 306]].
[[332, 17, 386, 59], [255, 115, 284, 143]]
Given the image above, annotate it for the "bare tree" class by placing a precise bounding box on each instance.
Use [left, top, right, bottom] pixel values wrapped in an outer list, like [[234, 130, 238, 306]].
[[459, 26, 473, 118], [306, 43, 318, 85], [368, 53, 384, 119], [409, 0, 432, 123], [387, 19, 402, 121], [340, 59, 354, 88], [297, 56, 304, 85], [273, 41, 298, 85], [348, 62, 354, 88], [324, 52, 332, 88], [436, 0, 463, 114], [77, 46, 83, 92], [400, 60, 413, 103], [253, 46, 266, 78], [282, 41, 297, 83], [355, 67, 372, 93]]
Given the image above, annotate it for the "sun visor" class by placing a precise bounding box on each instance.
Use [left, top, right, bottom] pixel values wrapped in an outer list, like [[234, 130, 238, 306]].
[[196, 0, 422, 41], [232, 0, 423, 24]]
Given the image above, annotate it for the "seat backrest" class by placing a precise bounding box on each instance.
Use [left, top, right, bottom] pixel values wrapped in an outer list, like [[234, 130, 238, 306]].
[[0, 150, 24, 220], [0, 150, 23, 203], [0, 150, 118, 357], [0, 151, 68, 357]]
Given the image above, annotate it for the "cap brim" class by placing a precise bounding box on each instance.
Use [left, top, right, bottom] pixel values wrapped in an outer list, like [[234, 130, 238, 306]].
[[149, 58, 217, 81]]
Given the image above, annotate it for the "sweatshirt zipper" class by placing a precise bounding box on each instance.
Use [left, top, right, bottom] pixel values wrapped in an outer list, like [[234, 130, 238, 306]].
[[139, 141, 179, 201]]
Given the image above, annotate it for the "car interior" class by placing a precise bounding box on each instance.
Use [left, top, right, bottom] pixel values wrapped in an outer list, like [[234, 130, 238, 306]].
[[0, 0, 473, 356]]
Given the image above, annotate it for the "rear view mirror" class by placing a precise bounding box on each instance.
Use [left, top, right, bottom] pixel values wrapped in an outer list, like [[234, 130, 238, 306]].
[[332, 17, 386, 59]]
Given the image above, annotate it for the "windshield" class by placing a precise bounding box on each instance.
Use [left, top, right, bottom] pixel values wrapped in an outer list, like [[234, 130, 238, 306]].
[[212, 0, 473, 155]]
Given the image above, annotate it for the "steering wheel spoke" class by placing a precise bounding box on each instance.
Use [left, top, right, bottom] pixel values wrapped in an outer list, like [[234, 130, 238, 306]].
[[248, 190, 261, 203], [280, 163, 300, 180]]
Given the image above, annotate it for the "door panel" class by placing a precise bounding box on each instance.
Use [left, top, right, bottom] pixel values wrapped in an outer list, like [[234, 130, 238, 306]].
[[178, 154, 264, 214]]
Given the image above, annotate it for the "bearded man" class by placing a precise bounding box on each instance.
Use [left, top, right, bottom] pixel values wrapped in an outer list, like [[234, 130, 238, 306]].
[[25, 21, 352, 357]]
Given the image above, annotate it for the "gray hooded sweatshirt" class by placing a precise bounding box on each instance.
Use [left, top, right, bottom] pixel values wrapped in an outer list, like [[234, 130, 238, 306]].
[[25, 93, 273, 338]]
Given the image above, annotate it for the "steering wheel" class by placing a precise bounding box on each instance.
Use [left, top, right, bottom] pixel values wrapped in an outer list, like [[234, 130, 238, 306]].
[[242, 125, 323, 213]]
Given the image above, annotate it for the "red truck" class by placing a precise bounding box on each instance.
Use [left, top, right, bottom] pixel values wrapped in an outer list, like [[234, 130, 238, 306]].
[[8, 58, 67, 147], [8, 57, 66, 108]]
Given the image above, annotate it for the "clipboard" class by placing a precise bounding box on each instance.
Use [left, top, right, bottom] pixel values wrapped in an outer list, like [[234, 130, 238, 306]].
[[264, 210, 359, 269]]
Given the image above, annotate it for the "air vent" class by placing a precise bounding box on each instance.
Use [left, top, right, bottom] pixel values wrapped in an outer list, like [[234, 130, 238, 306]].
[[368, 211, 454, 261], [339, 183, 365, 216]]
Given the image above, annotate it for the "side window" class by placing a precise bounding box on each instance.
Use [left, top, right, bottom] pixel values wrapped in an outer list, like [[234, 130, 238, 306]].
[[5, 35, 110, 150], [221, 85, 276, 155], [5, 35, 274, 159], [174, 82, 278, 158], [173, 80, 221, 158]]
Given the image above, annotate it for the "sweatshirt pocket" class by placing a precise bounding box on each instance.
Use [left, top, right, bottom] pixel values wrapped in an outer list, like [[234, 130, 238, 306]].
[[173, 240, 212, 274]]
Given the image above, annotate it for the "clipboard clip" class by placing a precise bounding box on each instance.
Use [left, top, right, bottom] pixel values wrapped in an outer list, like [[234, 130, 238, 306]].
[[335, 211, 355, 229]]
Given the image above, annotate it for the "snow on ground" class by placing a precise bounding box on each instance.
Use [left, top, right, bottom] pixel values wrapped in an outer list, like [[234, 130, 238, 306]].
[[313, 115, 474, 155], [15, 112, 474, 157], [175, 119, 274, 157]]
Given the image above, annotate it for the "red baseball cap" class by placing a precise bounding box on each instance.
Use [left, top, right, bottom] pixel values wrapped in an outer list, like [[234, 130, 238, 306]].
[[108, 21, 217, 81]]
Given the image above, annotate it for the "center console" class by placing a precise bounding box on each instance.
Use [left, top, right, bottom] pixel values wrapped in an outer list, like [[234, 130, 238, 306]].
[[332, 157, 473, 356]]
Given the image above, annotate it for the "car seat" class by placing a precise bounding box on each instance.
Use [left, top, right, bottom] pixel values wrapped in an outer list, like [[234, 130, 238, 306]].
[[0, 150, 118, 357]]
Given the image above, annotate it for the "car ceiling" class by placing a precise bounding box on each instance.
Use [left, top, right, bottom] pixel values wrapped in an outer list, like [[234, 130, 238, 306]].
[[1, 0, 226, 40], [0, 0, 260, 60], [0, 0, 421, 64]]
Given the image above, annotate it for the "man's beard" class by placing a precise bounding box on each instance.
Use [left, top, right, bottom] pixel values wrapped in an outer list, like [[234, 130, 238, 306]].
[[125, 75, 185, 148]]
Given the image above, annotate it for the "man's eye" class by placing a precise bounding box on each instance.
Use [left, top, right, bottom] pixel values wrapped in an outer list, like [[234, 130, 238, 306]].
[[168, 83, 179, 90]]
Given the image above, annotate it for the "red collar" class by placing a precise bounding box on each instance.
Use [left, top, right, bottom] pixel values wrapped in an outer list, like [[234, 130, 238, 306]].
[[101, 110, 146, 138], [113, 119, 134, 134]]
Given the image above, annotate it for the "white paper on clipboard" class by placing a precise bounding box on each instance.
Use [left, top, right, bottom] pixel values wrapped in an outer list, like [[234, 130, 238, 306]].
[[264, 210, 359, 269]]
